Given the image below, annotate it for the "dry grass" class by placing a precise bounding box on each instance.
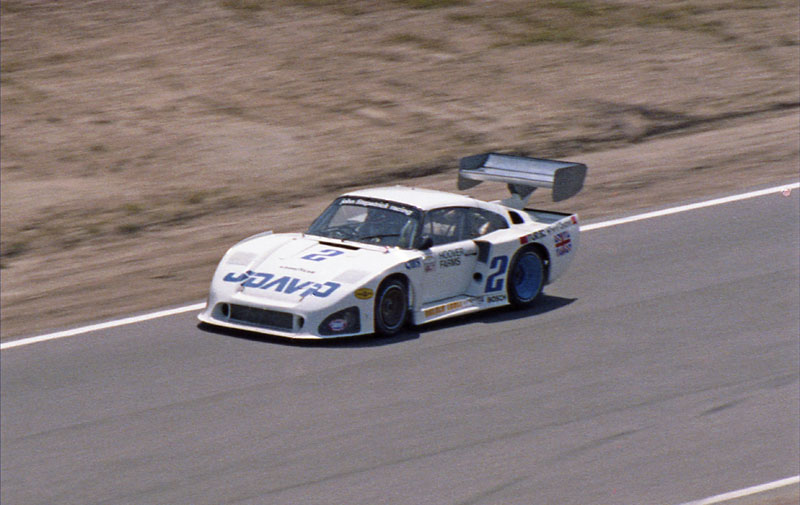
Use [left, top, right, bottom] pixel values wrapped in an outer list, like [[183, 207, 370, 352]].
[[1, 0, 798, 337]]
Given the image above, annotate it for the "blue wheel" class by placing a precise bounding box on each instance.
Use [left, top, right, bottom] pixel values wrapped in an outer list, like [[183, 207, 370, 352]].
[[508, 249, 544, 307]]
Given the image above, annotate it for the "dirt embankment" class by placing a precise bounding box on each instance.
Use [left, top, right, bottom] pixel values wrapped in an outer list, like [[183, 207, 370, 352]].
[[1, 0, 798, 338]]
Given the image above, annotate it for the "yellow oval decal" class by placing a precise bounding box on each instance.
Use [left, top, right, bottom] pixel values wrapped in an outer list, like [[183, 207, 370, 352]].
[[355, 288, 374, 300]]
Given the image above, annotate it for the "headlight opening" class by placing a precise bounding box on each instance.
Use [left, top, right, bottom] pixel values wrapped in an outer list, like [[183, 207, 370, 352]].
[[318, 307, 361, 336]]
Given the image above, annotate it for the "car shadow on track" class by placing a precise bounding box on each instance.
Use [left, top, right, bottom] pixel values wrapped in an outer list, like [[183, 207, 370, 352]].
[[196, 293, 575, 348]]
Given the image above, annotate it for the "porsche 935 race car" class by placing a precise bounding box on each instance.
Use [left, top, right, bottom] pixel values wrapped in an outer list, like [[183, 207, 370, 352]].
[[198, 153, 587, 339]]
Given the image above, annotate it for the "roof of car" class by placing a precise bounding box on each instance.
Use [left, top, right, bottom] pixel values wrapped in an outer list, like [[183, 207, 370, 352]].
[[342, 185, 480, 211]]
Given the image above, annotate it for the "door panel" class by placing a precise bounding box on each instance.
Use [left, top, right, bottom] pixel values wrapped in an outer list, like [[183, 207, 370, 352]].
[[421, 240, 478, 303], [417, 207, 479, 303]]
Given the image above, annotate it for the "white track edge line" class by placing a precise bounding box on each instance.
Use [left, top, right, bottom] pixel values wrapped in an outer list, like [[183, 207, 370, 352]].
[[0, 303, 207, 350], [2, 182, 797, 351], [581, 182, 799, 231], [677, 475, 799, 505]]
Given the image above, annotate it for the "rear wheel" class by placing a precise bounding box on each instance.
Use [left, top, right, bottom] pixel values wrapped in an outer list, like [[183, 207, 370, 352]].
[[507, 249, 544, 307], [374, 278, 408, 336]]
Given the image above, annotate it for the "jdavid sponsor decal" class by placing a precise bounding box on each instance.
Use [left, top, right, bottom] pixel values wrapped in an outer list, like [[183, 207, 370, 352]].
[[223, 271, 340, 297]]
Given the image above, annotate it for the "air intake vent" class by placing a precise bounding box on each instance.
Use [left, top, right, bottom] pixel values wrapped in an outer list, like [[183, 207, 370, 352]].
[[228, 304, 293, 331]]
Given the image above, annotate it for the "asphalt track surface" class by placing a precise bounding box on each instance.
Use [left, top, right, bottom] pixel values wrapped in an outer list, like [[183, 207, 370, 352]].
[[2, 188, 798, 505]]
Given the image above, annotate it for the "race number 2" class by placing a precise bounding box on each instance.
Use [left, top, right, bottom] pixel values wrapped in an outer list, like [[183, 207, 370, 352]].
[[485, 255, 508, 292], [302, 249, 344, 262]]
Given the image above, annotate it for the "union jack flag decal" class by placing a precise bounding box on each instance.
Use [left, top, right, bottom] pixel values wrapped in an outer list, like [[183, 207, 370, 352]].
[[554, 232, 572, 256]]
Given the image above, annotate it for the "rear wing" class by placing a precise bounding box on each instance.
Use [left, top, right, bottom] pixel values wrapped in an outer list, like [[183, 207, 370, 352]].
[[458, 153, 587, 208]]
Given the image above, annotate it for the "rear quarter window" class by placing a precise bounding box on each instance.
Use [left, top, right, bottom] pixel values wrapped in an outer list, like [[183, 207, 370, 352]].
[[467, 209, 509, 238]]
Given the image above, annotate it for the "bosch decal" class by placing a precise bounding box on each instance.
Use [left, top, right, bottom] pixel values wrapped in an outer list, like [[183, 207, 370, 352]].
[[223, 271, 340, 297]]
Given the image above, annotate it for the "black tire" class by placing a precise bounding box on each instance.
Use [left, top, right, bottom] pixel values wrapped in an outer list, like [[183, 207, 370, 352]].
[[507, 249, 545, 308], [374, 278, 408, 336]]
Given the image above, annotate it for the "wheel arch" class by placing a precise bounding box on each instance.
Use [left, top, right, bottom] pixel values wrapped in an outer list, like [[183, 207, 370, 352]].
[[379, 272, 413, 305]]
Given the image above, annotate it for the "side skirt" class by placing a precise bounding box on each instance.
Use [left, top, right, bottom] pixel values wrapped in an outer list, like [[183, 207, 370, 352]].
[[413, 294, 509, 325]]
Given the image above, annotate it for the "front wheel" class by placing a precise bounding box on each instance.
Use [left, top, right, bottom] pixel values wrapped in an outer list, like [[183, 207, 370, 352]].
[[507, 249, 545, 308], [374, 278, 408, 336]]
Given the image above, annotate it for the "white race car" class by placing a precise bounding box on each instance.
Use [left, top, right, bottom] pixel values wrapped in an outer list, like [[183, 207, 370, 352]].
[[198, 153, 587, 339]]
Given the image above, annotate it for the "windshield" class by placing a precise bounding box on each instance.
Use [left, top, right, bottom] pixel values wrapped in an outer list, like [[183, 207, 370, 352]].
[[307, 197, 422, 249]]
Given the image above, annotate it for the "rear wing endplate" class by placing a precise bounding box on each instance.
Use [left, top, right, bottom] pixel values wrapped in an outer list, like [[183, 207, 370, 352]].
[[458, 153, 587, 208]]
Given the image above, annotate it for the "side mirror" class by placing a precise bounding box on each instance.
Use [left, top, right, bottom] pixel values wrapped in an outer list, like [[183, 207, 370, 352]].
[[417, 235, 434, 250]]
